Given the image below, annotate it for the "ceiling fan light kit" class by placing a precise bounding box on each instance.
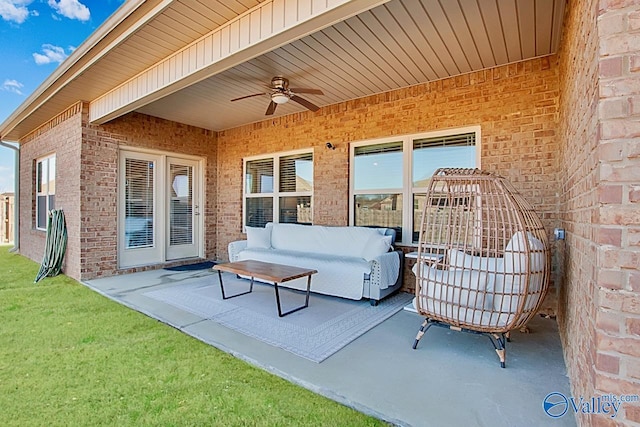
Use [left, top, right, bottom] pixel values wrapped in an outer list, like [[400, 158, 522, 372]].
[[231, 76, 324, 115], [271, 93, 290, 104]]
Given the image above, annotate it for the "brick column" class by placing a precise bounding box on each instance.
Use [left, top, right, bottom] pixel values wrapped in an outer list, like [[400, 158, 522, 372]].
[[593, 3, 640, 426]]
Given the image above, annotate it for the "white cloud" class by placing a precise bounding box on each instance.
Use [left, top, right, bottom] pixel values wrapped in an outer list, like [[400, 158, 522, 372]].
[[1, 79, 24, 95], [33, 44, 68, 65], [47, 0, 89, 21], [0, 0, 34, 24]]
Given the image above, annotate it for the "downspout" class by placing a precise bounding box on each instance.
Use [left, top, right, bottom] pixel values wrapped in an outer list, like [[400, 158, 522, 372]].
[[0, 141, 19, 252]]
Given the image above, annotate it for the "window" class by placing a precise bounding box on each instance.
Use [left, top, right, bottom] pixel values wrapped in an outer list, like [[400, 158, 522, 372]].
[[36, 154, 56, 230], [350, 127, 479, 245], [244, 150, 313, 228]]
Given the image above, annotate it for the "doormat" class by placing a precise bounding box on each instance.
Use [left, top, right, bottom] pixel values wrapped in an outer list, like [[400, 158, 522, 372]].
[[164, 261, 216, 271]]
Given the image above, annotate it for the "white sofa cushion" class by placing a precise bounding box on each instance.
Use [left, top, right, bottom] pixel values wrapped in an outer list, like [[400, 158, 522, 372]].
[[238, 247, 371, 300], [270, 223, 390, 259], [245, 226, 272, 249]]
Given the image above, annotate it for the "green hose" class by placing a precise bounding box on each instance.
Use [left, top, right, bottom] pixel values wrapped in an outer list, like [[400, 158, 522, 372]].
[[34, 209, 68, 283]]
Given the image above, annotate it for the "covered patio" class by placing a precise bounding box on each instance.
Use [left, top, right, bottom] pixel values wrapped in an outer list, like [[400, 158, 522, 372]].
[[84, 267, 574, 426], [2, 0, 639, 425]]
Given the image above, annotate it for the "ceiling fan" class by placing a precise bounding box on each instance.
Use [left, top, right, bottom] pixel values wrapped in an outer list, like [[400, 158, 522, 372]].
[[230, 76, 324, 115]]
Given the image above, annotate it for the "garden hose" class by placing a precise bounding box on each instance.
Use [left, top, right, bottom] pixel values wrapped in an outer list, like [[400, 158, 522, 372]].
[[34, 209, 68, 283]]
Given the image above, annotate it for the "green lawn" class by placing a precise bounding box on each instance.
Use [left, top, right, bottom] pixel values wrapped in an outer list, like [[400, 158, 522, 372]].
[[0, 246, 385, 426]]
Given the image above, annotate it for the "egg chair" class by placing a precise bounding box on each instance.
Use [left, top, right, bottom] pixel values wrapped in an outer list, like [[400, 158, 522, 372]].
[[412, 168, 550, 367]]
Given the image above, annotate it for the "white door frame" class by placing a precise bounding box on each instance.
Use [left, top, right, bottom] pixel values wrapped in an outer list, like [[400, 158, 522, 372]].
[[118, 148, 204, 268]]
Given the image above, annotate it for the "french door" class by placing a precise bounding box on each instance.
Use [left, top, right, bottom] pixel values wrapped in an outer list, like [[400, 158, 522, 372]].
[[119, 150, 202, 268]]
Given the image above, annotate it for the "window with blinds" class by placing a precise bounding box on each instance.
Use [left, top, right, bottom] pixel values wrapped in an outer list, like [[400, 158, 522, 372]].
[[350, 127, 479, 245], [36, 154, 56, 230], [244, 150, 313, 228], [124, 158, 154, 248]]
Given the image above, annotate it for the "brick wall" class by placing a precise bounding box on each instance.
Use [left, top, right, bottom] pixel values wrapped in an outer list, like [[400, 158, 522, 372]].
[[594, 2, 640, 425], [217, 57, 561, 306], [557, 0, 600, 418], [80, 109, 217, 280], [18, 103, 83, 279], [17, 104, 217, 281], [559, 1, 640, 425]]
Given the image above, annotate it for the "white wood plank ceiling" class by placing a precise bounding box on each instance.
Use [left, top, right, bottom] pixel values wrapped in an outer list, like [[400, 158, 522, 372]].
[[2, 0, 566, 140], [136, 0, 566, 131]]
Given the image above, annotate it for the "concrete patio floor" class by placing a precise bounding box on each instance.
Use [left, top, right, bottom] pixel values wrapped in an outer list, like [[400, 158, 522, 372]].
[[84, 267, 575, 427]]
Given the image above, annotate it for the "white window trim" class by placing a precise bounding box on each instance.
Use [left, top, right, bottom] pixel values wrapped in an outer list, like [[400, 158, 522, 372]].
[[36, 153, 56, 231], [349, 126, 481, 245], [243, 148, 314, 231]]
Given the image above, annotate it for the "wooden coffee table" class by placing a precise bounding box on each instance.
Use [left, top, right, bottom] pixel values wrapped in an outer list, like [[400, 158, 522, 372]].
[[212, 260, 318, 317]]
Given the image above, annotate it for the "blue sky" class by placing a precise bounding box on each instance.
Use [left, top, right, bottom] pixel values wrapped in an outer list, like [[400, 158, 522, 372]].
[[0, 0, 124, 193]]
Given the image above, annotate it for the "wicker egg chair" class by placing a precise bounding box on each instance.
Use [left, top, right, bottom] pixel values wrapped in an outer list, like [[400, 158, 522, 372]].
[[412, 168, 550, 367]]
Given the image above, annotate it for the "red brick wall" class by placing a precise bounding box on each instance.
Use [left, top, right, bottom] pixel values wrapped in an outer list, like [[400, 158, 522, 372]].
[[19, 103, 83, 279], [559, 1, 640, 425], [80, 109, 217, 279], [217, 57, 561, 303], [594, 2, 640, 425], [557, 0, 600, 422], [18, 104, 217, 281]]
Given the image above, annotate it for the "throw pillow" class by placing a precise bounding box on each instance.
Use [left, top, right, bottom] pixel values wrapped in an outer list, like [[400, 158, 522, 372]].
[[361, 235, 392, 261], [245, 226, 272, 249]]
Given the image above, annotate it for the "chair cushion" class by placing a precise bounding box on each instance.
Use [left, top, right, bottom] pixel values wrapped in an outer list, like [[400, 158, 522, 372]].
[[447, 249, 502, 272]]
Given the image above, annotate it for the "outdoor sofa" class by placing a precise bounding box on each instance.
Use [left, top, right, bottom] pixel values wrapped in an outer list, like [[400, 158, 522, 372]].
[[228, 223, 403, 305]]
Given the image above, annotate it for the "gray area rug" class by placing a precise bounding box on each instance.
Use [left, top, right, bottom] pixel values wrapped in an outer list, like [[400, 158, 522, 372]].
[[145, 275, 412, 362]]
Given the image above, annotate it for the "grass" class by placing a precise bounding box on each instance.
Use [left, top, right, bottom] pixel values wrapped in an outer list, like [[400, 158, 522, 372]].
[[0, 246, 385, 426]]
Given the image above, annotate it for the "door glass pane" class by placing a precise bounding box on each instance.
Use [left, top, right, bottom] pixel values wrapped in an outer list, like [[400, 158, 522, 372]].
[[169, 164, 193, 246], [246, 197, 273, 227], [279, 196, 311, 224], [353, 193, 402, 240], [124, 159, 154, 249]]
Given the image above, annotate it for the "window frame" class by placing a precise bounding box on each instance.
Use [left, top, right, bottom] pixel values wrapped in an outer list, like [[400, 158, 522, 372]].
[[35, 153, 56, 231], [243, 148, 314, 230], [349, 126, 481, 245]]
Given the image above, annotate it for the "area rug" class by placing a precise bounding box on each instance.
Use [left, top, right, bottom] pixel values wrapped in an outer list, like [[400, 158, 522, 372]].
[[144, 276, 412, 362]]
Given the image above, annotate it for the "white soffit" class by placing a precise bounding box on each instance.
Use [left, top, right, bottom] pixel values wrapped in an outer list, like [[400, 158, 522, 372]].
[[89, 0, 390, 125], [135, 0, 567, 131]]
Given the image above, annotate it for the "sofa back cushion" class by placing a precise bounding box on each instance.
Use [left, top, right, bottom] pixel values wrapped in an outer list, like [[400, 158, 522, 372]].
[[270, 223, 391, 260]]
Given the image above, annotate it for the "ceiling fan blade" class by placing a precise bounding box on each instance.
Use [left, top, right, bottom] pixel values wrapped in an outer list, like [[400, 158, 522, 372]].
[[289, 88, 324, 95], [230, 93, 266, 102], [290, 95, 320, 112], [265, 101, 277, 115]]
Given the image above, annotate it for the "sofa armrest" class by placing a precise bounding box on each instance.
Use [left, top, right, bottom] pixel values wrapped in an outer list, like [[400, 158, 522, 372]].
[[228, 240, 247, 262], [370, 250, 402, 290]]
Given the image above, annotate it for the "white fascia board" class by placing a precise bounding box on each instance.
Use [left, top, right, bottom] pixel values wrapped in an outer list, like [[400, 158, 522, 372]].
[[0, 0, 163, 141], [90, 0, 390, 125]]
